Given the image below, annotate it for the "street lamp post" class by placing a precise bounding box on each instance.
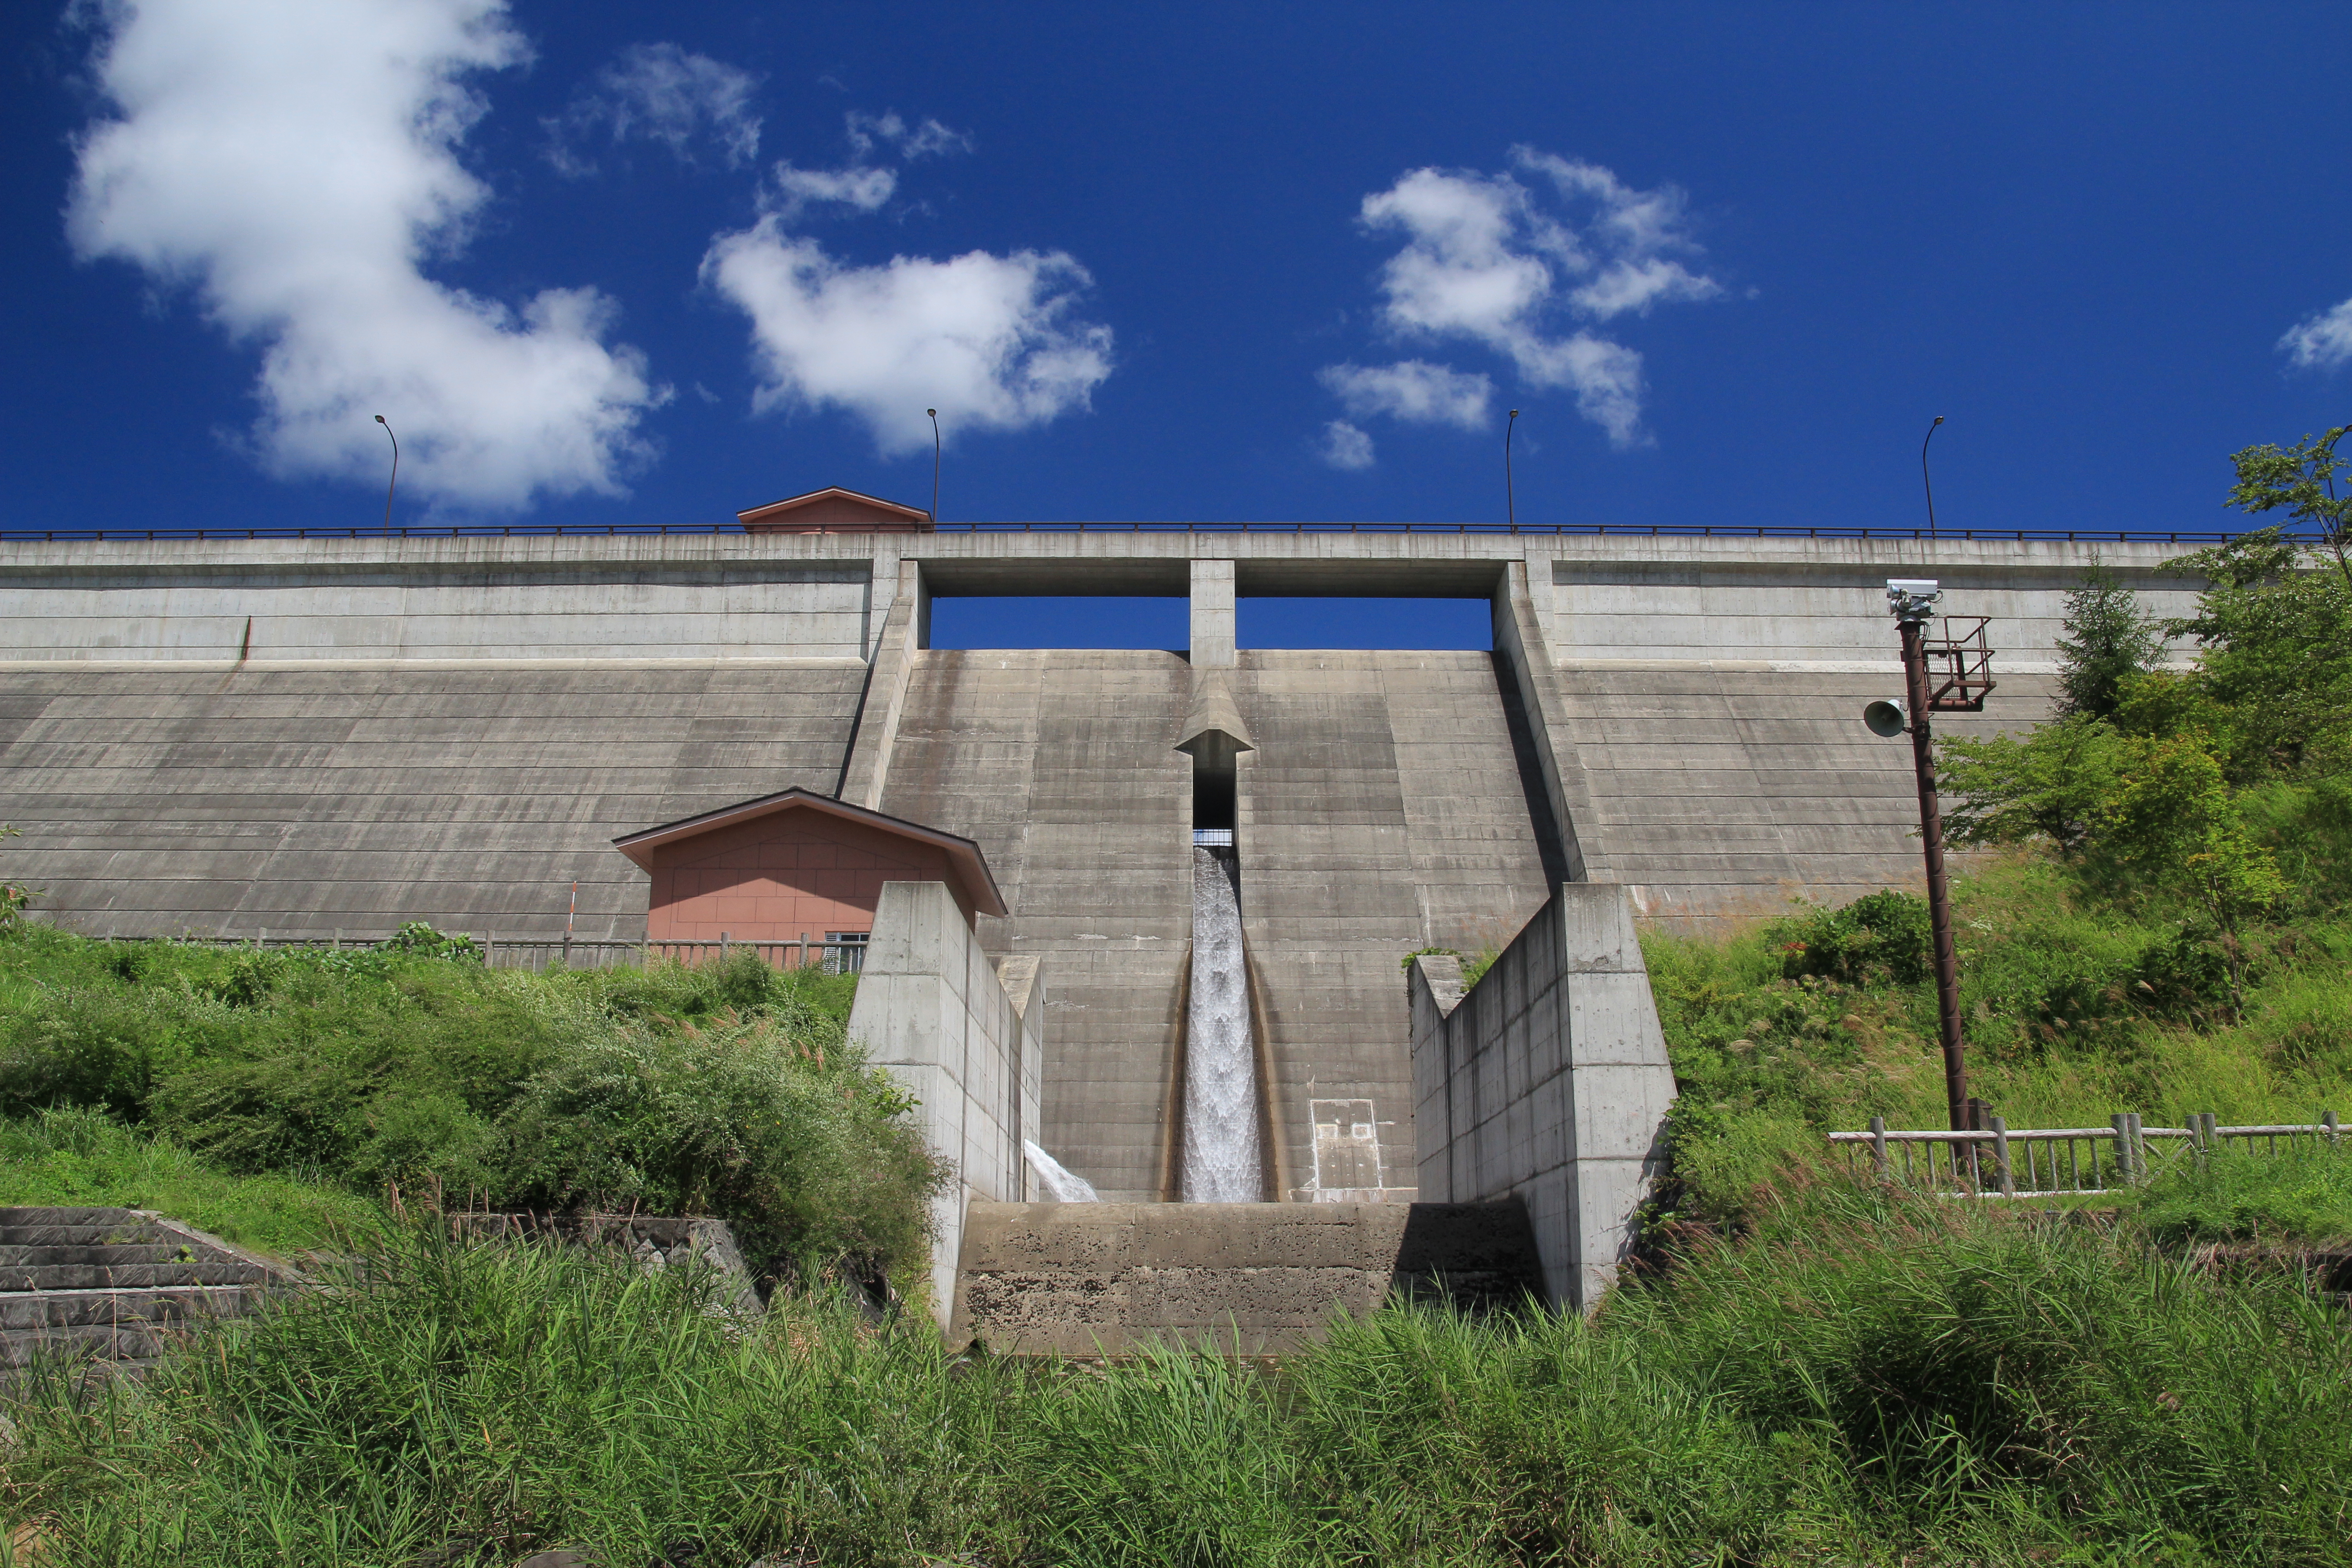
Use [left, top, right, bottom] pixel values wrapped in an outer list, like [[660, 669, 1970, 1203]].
[[1877, 578, 1971, 1132]]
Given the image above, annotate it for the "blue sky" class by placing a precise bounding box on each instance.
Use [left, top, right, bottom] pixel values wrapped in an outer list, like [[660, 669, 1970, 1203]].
[[8, 1, 2352, 560]]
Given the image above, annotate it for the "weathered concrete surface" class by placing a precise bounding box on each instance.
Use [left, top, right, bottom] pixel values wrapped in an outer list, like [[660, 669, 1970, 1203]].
[[877, 648, 1195, 1201], [845, 880, 1045, 1327], [950, 1198, 1544, 1355], [1233, 650, 1557, 1203], [1563, 663, 2059, 926], [0, 549, 876, 663], [1411, 884, 1678, 1309], [0, 529, 2200, 943], [0, 662, 864, 938], [876, 644, 1554, 1202]]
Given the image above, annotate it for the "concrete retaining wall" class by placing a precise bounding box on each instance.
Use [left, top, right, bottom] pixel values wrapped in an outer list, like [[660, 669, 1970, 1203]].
[[844, 879, 1044, 1327], [1411, 882, 1677, 1308], [875, 645, 1554, 1203], [950, 1198, 1544, 1356]]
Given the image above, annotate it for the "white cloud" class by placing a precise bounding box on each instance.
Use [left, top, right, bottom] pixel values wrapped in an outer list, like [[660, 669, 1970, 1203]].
[[769, 163, 897, 219], [546, 41, 760, 175], [2281, 298, 2352, 371], [1319, 360, 1492, 429], [70, 0, 663, 510], [1317, 420, 1376, 470], [847, 110, 972, 161], [1513, 149, 1722, 320], [755, 109, 972, 222], [1335, 148, 1721, 447], [704, 220, 1112, 454]]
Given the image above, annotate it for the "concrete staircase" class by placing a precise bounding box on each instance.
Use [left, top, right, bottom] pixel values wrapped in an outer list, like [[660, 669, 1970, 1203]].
[[950, 1199, 1545, 1357], [0, 1207, 301, 1384]]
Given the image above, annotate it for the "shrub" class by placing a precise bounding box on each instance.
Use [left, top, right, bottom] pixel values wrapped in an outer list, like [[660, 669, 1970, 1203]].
[[0, 928, 941, 1280], [1773, 889, 1933, 986]]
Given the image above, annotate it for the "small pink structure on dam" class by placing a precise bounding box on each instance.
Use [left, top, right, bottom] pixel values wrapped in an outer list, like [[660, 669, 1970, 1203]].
[[612, 787, 1004, 948]]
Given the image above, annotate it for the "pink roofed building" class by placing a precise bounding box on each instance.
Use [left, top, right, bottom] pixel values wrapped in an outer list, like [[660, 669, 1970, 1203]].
[[612, 787, 1005, 948]]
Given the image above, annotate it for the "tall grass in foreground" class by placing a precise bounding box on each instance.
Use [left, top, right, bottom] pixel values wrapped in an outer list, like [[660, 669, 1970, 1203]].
[[7, 1188, 2347, 1567]]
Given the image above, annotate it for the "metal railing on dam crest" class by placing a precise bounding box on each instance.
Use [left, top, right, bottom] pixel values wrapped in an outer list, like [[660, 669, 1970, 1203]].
[[0, 521, 2320, 544]]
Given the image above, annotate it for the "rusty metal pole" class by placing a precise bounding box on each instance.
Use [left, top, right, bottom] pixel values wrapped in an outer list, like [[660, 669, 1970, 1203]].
[[1896, 610, 1970, 1131]]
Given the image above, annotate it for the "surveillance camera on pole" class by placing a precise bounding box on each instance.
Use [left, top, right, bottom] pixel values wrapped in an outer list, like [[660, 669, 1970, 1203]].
[[1859, 574, 1995, 1135]]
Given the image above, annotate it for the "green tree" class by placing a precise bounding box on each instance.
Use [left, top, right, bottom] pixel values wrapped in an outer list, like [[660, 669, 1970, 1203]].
[[2161, 529, 2352, 779], [2089, 732, 2289, 1011], [2226, 426, 2352, 586], [2052, 563, 2163, 720], [1940, 715, 2128, 856]]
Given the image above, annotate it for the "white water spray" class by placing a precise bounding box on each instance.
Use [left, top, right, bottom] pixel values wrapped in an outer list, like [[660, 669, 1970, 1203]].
[[1023, 1139, 1099, 1203], [1181, 845, 1263, 1201]]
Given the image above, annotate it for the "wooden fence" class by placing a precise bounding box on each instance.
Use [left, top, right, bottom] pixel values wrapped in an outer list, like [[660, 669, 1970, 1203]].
[[1827, 1112, 2344, 1197]]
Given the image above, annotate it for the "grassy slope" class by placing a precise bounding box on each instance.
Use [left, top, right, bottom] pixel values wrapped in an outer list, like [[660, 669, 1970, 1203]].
[[1644, 852, 2352, 1237], [6, 1194, 2347, 1568], [0, 1107, 377, 1258], [6, 878, 2352, 1562], [0, 927, 932, 1277]]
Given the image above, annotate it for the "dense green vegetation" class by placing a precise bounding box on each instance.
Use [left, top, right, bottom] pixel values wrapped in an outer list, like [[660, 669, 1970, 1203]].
[[0, 929, 935, 1277], [1643, 854, 2352, 1232], [5, 1189, 2347, 1567]]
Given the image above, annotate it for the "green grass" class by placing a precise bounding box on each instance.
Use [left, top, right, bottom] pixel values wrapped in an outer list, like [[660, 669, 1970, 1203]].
[[0, 1107, 374, 1259], [0, 925, 939, 1281], [5, 1188, 2347, 1567], [2135, 1139, 2352, 1245], [1643, 853, 2352, 1231]]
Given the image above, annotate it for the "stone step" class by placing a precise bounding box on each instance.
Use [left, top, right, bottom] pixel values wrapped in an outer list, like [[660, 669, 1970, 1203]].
[[0, 1242, 193, 1268], [0, 1223, 174, 1251], [0, 1285, 264, 1334], [0, 1322, 177, 1368], [951, 1199, 1545, 1357], [0, 1261, 279, 1291], [0, 1207, 156, 1226]]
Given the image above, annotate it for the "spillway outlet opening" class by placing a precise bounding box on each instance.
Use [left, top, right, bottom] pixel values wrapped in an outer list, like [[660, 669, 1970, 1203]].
[[1191, 738, 1240, 833]]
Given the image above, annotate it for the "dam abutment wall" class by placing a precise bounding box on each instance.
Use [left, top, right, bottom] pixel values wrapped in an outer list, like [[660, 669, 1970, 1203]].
[[1411, 883, 1678, 1308], [842, 877, 1044, 1328]]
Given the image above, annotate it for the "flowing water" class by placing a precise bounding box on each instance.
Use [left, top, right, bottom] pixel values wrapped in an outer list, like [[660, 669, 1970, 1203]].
[[1182, 845, 1263, 1201], [1023, 1139, 1100, 1202]]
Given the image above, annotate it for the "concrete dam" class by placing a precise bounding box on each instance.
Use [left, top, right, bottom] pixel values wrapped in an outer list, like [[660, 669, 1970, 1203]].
[[0, 520, 2205, 1311]]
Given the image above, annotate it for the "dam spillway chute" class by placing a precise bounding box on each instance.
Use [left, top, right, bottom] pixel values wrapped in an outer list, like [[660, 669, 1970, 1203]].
[[1182, 840, 1261, 1200], [1175, 670, 1264, 1201]]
